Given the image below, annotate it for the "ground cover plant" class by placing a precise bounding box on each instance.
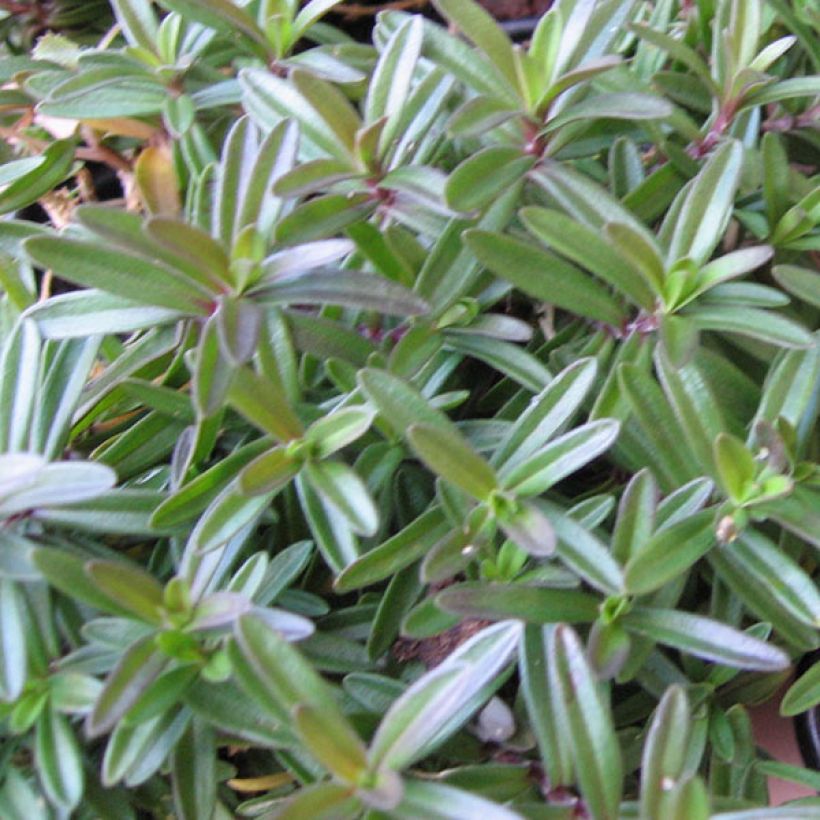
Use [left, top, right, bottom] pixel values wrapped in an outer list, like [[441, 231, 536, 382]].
[[0, 0, 818, 816]]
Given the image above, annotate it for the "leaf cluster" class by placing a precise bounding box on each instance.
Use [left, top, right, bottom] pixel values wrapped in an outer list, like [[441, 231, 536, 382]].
[[0, 0, 817, 817]]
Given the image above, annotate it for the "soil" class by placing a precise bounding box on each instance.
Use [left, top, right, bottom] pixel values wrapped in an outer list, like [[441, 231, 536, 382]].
[[476, 0, 553, 19], [328, 1, 553, 40]]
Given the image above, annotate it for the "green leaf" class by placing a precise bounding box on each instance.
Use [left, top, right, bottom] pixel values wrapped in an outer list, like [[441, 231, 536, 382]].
[[498, 499, 556, 557], [628, 22, 716, 91], [86, 561, 165, 626], [0, 318, 40, 452], [171, 719, 216, 820], [407, 423, 497, 501], [612, 468, 657, 564], [233, 612, 350, 728], [436, 582, 599, 623], [604, 221, 666, 295], [151, 439, 269, 528], [655, 351, 724, 475], [542, 503, 624, 595], [0, 140, 75, 216], [520, 207, 655, 309], [465, 230, 627, 326], [687, 305, 813, 348], [192, 317, 231, 419], [295, 471, 359, 573], [238, 445, 300, 496], [188, 478, 271, 554], [275, 193, 376, 244], [710, 529, 820, 631], [664, 140, 744, 266], [156, 0, 267, 48], [111, 0, 159, 52], [625, 510, 715, 596], [446, 148, 535, 213], [146, 218, 229, 293], [334, 507, 449, 592], [240, 68, 357, 163], [0, 580, 26, 702], [444, 333, 553, 394], [253, 269, 429, 316], [305, 407, 375, 459], [358, 368, 456, 439], [742, 75, 820, 108], [714, 433, 755, 503], [501, 419, 620, 497], [259, 238, 354, 281], [293, 703, 368, 783], [303, 459, 378, 537], [433, 0, 518, 92], [270, 783, 362, 820], [393, 779, 522, 820], [366, 16, 424, 141], [519, 624, 574, 787], [101, 706, 189, 788], [370, 620, 520, 771], [622, 608, 790, 671], [772, 264, 820, 308], [548, 624, 622, 820], [781, 662, 820, 716], [543, 92, 673, 132], [87, 637, 168, 737], [26, 290, 186, 338], [35, 706, 84, 812], [618, 363, 702, 488], [493, 357, 597, 470], [639, 685, 691, 820], [0, 456, 116, 517], [228, 366, 303, 441], [447, 95, 518, 137], [25, 236, 209, 315]]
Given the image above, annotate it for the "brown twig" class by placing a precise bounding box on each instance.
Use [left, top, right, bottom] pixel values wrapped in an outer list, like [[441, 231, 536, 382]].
[[0, 124, 133, 174], [0, 0, 40, 15]]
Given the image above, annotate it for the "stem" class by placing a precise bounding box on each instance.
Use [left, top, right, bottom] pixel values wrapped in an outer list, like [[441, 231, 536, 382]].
[[0, 125, 133, 174]]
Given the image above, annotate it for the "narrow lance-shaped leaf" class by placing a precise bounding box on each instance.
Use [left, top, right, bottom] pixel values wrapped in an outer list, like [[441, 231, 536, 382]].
[[156, 0, 268, 48], [334, 507, 450, 592], [622, 607, 790, 671], [293, 703, 369, 784], [303, 459, 379, 537], [493, 357, 598, 470], [465, 230, 627, 326], [612, 468, 657, 564], [25, 237, 210, 315], [433, 0, 519, 92], [437, 582, 599, 624], [86, 561, 165, 626], [664, 140, 743, 266], [548, 624, 623, 820], [639, 685, 691, 820], [35, 706, 84, 813], [358, 367, 458, 439], [393, 779, 522, 820], [407, 423, 498, 502], [781, 662, 820, 717], [520, 206, 656, 309], [0, 140, 75, 216], [624, 510, 716, 596], [519, 625, 574, 787], [501, 419, 620, 497], [253, 269, 429, 316], [87, 637, 169, 737], [171, 719, 216, 820]]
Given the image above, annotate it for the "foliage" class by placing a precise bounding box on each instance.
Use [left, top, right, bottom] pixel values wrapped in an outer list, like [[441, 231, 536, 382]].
[[0, 0, 817, 816]]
